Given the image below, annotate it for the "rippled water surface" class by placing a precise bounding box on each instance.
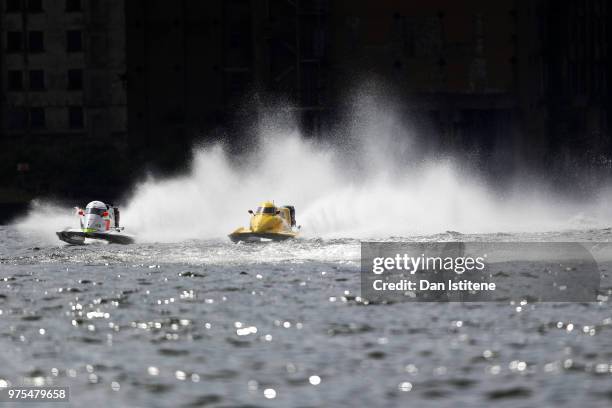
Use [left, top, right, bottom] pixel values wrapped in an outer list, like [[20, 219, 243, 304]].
[[1, 226, 612, 407]]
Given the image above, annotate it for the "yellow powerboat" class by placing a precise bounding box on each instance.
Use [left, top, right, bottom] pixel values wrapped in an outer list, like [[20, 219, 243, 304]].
[[229, 201, 299, 242]]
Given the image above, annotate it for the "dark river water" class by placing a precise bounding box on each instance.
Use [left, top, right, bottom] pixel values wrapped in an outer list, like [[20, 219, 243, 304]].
[[1, 226, 612, 407]]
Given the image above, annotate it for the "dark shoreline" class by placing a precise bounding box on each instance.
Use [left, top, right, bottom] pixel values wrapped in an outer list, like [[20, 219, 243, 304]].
[[0, 203, 29, 225]]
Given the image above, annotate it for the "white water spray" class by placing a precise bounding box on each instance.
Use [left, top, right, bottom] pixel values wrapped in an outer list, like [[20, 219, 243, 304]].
[[119, 134, 605, 242], [14, 98, 612, 243]]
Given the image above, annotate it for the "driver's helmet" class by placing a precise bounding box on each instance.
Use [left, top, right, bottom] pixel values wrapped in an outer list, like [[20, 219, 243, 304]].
[[86, 201, 106, 210]]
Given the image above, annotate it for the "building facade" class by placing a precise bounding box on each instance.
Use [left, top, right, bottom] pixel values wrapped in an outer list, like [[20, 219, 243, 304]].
[[0, 0, 126, 139], [0, 0, 609, 204], [125, 0, 329, 167], [0, 0, 127, 201]]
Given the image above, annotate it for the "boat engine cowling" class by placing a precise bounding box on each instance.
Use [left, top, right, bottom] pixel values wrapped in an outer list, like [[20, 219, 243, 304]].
[[113, 207, 120, 228], [283, 205, 296, 227]]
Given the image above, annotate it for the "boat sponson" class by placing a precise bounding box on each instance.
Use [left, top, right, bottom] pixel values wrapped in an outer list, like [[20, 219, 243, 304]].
[[228, 231, 296, 243], [56, 230, 135, 245]]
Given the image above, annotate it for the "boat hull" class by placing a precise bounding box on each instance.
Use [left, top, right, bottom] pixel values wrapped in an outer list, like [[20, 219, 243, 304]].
[[228, 231, 297, 243], [56, 229, 135, 245]]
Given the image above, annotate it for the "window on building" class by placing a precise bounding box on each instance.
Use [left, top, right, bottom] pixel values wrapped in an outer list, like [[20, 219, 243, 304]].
[[6, 0, 21, 12], [66, 30, 82, 52], [30, 107, 45, 128], [65, 0, 81, 12], [69, 106, 84, 128], [28, 31, 44, 52], [27, 0, 42, 12], [8, 70, 23, 90], [67, 69, 83, 90], [8, 108, 28, 129], [7, 32, 23, 52], [29, 70, 45, 90]]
